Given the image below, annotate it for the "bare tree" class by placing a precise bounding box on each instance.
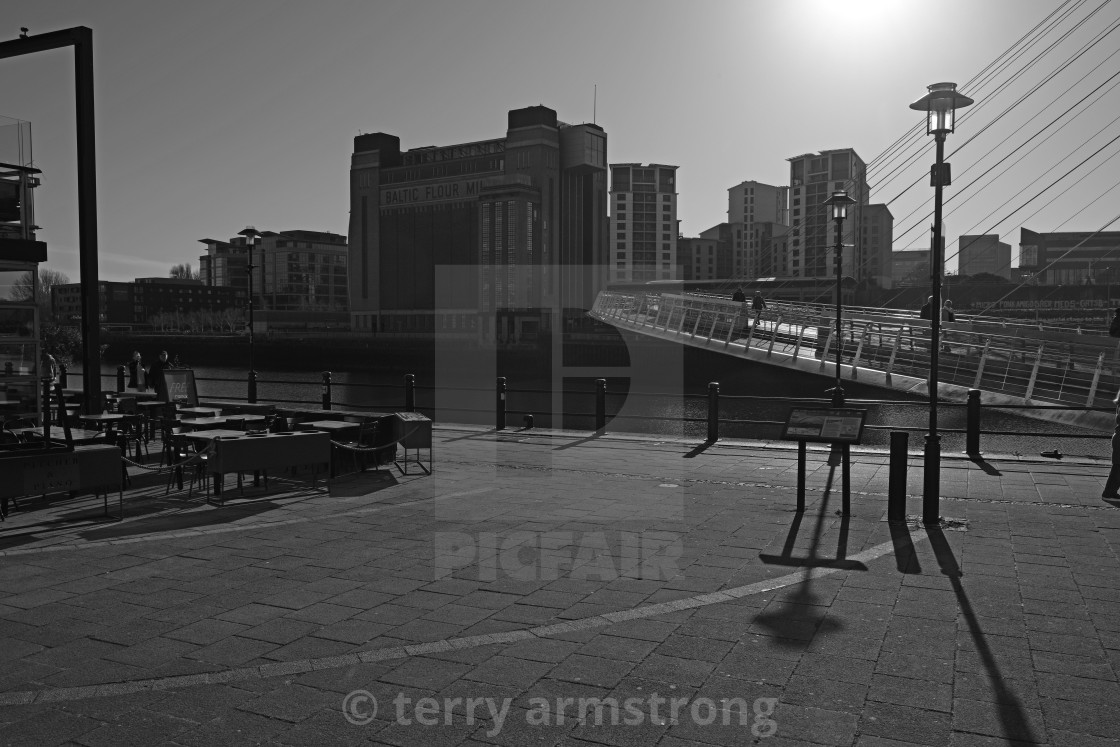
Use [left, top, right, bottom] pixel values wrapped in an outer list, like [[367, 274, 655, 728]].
[[9, 268, 71, 322], [169, 262, 199, 280]]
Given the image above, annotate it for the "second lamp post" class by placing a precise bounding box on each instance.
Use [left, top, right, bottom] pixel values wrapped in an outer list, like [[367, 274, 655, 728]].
[[238, 225, 260, 403], [823, 190, 855, 407]]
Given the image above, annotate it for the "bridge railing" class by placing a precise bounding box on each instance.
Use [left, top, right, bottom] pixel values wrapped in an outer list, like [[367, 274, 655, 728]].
[[591, 290, 1120, 408]]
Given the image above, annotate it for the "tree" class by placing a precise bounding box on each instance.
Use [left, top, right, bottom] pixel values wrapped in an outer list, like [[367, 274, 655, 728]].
[[170, 262, 199, 280], [9, 268, 71, 322]]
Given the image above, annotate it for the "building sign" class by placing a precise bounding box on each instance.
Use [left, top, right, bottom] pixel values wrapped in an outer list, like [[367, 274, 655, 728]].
[[402, 140, 505, 166], [381, 180, 482, 206]]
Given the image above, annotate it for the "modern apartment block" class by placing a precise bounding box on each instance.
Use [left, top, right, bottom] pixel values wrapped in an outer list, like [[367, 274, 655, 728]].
[[861, 204, 895, 289], [1019, 228, 1120, 286], [678, 223, 731, 281], [959, 234, 1012, 280], [348, 105, 608, 338], [52, 278, 244, 327], [609, 163, 678, 283], [726, 180, 788, 280], [786, 149, 869, 279], [199, 229, 349, 330]]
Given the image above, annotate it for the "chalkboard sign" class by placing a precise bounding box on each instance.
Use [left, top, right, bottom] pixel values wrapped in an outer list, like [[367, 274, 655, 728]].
[[782, 407, 867, 444], [162, 369, 198, 406]]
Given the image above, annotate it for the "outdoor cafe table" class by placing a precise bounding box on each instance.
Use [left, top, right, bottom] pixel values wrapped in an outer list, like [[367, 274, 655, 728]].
[[136, 400, 170, 438], [11, 426, 106, 444], [283, 407, 392, 423], [77, 412, 130, 430], [205, 431, 330, 502], [296, 420, 361, 438], [180, 415, 267, 432], [177, 407, 221, 419]]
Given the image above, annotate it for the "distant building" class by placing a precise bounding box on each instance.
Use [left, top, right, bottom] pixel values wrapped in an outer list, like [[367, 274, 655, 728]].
[[52, 278, 244, 328], [786, 149, 869, 280], [610, 164, 678, 283], [348, 105, 608, 338], [861, 204, 895, 289], [1018, 228, 1120, 285], [678, 224, 732, 281], [750, 221, 790, 280], [199, 229, 349, 331], [727, 180, 788, 280], [958, 234, 1011, 280], [892, 249, 931, 287]]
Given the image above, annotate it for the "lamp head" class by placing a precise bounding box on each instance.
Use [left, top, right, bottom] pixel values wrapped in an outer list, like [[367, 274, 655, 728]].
[[238, 225, 260, 245], [823, 190, 856, 220], [910, 82, 974, 135]]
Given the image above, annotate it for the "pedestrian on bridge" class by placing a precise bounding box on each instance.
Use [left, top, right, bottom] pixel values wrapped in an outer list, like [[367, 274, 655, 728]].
[[752, 291, 767, 326], [1109, 307, 1120, 337]]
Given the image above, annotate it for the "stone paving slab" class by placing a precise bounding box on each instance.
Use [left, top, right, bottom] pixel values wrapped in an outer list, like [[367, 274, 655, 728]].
[[1, 425, 1119, 744]]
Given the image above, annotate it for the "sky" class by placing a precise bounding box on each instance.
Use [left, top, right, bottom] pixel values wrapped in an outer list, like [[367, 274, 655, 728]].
[[2, 0, 1118, 283]]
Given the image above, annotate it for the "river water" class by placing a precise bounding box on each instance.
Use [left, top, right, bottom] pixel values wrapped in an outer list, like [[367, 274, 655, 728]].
[[69, 355, 1112, 462]]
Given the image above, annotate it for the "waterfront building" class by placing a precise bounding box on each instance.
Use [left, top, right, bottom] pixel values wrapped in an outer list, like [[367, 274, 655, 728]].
[[727, 180, 788, 280], [52, 278, 244, 329], [1018, 228, 1120, 285], [609, 163, 678, 283], [199, 229, 349, 331], [348, 105, 608, 338], [786, 149, 869, 279], [678, 224, 732, 281], [861, 204, 895, 289], [958, 234, 1011, 280]]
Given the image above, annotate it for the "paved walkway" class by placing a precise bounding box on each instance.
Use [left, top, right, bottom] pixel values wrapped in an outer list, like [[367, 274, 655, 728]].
[[1, 426, 1119, 746]]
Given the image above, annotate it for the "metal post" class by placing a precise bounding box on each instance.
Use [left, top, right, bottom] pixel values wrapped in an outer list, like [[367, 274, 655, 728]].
[[496, 376, 506, 430], [797, 441, 806, 512], [248, 370, 257, 404], [595, 378, 606, 432], [832, 214, 845, 407], [842, 443, 851, 516], [924, 131, 947, 526], [247, 239, 255, 400], [405, 373, 416, 412], [322, 371, 332, 410], [966, 388, 981, 457], [707, 382, 719, 442], [888, 431, 908, 522], [116, 364, 125, 393]]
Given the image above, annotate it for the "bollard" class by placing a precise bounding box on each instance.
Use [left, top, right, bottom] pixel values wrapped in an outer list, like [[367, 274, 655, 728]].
[[248, 370, 258, 404], [404, 374, 416, 412], [524, 414, 534, 429], [59, 363, 68, 388], [966, 389, 981, 457], [117, 365, 126, 393], [595, 378, 606, 432], [888, 431, 908, 522], [707, 382, 720, 442], [496, 377, 506, 430], [321, 371, 332, 410]]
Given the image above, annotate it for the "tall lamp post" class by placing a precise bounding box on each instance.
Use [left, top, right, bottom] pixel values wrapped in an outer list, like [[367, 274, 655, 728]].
[[238, 226, 260, 403], [909, 82, 974, 525], [823, 191, 856, 407]]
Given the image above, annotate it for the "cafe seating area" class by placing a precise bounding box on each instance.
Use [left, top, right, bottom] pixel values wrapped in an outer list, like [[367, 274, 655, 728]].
[[1, 386, 433, 523]]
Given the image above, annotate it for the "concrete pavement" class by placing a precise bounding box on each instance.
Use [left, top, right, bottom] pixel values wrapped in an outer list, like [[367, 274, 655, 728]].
[[1, 425, 1119, 745]]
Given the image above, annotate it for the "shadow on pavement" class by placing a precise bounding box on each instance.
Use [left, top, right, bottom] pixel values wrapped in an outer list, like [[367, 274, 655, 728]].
[[927, 524, 1039, 743], [969, 456, 1002, 476], [888, 521, 922, 574], [78, 501, 282, 540]]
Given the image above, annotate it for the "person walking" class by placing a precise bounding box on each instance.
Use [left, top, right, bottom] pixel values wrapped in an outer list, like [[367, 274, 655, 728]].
[[1109, 307, 1120, 337], [919, 296, 933, 319], [148, 350, 169, 401], [732, 287, 746, 303], [1103, 389, 1120, 500], [127, 351, 147, 392], [941, 300, 955, 352], [752, 291, 767, 325]]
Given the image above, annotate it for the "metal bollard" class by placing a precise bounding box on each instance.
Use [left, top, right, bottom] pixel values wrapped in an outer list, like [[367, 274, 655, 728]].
[[248, 370, 258, 404], [966, 389, 981, 457], [322, 371, 332, 410], [888, 431, 908, 522], [595, 379, 606, 432], [59, 363, 68, 388], [404, 374, 416, 412], [523, 414, 534, 429], [117, 365, 126, 393], [707, 382, 720, 442], [496, 377, 506, 430]]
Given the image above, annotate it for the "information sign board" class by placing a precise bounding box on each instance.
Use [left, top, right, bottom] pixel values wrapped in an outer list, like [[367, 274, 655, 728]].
[[163, 369, 199, 406], [782, 408, 867, 444]]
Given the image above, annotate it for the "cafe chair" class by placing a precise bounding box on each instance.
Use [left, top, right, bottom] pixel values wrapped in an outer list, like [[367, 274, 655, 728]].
[[166, 430, 209, 497]]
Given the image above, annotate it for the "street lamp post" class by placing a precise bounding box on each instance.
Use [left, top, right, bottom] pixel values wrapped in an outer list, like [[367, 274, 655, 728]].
[[910, 82, 974, 525], [238, 226, 260, 403], [823, 191, 856, 407]]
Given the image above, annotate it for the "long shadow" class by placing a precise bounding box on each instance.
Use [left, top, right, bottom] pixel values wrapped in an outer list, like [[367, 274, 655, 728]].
[[969, 456, 1002, 476], [926, 524, 1039, 743], [553, 432, 605, 451], [683, 440, 715, 459], [888, 521, 922, 574], [753, 462, 848, 647], [78, 500, 281, 540]]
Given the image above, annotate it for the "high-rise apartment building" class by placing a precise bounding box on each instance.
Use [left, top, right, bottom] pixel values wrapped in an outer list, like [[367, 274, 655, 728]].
[[678, 224, 731, 281], [786, 149, 869, 279], [726, 181, 788, 279], [959, 234, 1012, 280], [348, 105, 608, 337], [861, 204, 895, 289], [609, 164, 677, 283]]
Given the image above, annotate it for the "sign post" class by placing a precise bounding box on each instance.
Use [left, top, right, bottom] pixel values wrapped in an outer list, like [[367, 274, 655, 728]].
[[781, 407, 867, 514]]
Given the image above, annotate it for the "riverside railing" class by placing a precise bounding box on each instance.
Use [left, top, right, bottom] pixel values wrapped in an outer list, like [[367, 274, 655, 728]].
[[591, 290, 1120, 408], [80, 368, 1112, 459]]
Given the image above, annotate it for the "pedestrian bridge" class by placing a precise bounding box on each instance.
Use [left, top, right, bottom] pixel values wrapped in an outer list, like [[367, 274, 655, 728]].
[[589, 290, 1120, 433]]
